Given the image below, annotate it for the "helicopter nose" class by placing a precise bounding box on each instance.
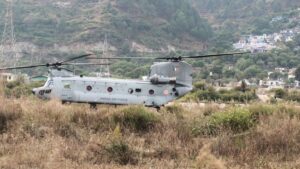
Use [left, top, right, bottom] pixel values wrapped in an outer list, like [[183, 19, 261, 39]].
[[32, 90, 35, 95]]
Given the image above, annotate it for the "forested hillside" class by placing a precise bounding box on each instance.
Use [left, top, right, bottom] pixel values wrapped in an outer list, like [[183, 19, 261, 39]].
[[0, 0, 213, 51], [0, 0, 299, 81], [190, 0, 300, 34]]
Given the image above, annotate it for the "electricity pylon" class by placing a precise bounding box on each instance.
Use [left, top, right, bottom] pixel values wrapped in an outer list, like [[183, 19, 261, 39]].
[[0, 0, 18, 66]]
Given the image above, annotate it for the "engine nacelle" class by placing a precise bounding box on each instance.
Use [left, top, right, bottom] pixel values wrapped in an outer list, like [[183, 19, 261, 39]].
[[150, 75, 176, 84]]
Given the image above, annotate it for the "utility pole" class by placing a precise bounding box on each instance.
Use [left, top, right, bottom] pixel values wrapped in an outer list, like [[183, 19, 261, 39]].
[[100, 34, 111, 77]]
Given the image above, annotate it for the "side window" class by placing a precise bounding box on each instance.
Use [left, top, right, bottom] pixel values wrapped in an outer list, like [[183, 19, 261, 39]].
[[86, 85, 93, 91], [135, 88, 142, 93], [128, 88, 134, 94], [107, 87, 113, 93], [149, 89, 154, 95], [64, 84, 71, 89]]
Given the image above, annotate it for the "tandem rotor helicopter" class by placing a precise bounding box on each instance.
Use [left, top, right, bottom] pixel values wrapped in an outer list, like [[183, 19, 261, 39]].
[[0, 52, 248, 108]]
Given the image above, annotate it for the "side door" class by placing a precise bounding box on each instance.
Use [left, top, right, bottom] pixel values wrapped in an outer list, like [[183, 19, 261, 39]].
[[61, 80, 75, 101]]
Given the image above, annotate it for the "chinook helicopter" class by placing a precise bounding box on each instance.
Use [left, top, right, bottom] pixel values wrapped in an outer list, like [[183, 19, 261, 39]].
[[0, 52, 248, 108]]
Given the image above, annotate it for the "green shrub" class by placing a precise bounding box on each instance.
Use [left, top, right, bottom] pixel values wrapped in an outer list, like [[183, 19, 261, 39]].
[[113, 106, 159, 132], [0, 102, 22, 133], [209, 108, 255, 134], [193, 82, 206, 90], [276, 104, 300, 118], [196, 87, 220, 101], [285, 91, 300, 102], [4, 80, 44, 98], [54, 124, 79, 139], [274, 88, 287, 99], [105, 141, 137, 165], [248, 104, 275, 117], [165, 104, 184, 119]]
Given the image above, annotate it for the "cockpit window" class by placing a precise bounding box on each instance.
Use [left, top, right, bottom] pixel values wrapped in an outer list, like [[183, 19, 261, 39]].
[[44, 79, 53, 87], [64, 84, 71, 89]]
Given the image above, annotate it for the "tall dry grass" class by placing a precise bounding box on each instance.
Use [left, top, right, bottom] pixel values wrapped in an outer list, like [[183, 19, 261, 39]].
[[0, 95, 300, 168]]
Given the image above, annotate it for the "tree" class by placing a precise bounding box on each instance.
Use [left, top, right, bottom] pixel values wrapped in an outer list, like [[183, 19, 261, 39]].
[[240, 80, 247, 93], [295, 67, 300, 81]]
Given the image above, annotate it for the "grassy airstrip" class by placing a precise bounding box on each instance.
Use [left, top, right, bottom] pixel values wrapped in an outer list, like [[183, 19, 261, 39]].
[[1, 82, 300, 168]]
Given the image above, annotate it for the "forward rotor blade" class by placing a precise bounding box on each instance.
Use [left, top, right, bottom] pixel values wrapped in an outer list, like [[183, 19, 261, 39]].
[[0, 64, 48, 70], [62, 63, 111, 66], [61, 53, 94, 63], [87, 57, 155, 60]]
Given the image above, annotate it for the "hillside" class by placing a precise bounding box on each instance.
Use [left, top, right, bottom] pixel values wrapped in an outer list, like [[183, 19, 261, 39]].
[[0, 0, 213, 53], [0, 0, 300, 81], [189, 0, 300, 34]]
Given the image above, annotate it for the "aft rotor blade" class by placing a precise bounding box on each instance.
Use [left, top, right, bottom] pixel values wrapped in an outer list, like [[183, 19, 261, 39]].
[[182, 51, 250, 59], [155, 52, 250, 60], [61, 53, 93, 63], [0, 64, 48, 70]]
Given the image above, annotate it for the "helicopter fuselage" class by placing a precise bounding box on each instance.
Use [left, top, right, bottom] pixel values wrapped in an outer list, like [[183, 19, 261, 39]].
[[32, 76, 193, 107]]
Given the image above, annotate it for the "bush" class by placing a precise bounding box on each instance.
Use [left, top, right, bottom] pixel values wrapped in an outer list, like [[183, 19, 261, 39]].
[[285, 91, 300, 102], [185, 84, 257, 103], [196, 108, 257, 135], [165, 104, 184, 119], [210, 108, 255, 133], [196, 87, 220, 101], [248, 104, 275, 117], [0, 100, 22, 133], [54, 123, 79, 139], [105, 141, 137, 165], [193, 82, 206, 90], [113, 106, 159, 132], [274, 88, 287, 98], [4, 80, 44, 98]]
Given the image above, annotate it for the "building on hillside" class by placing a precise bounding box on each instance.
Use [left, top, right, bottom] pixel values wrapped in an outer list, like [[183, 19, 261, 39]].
[[259, 80, 285, 89], [237, 79, 257, 88], [288, 68, 297, 79], [0, 73, 30, 83], [0, 73, 18, 82]]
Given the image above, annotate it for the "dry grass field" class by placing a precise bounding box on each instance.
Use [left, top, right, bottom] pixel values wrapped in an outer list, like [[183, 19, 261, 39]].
[[1, 87, 300, 168]]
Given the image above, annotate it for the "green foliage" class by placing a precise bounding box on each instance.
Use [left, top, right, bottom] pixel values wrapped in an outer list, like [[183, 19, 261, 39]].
[[295, 66, 300, 81], [195, 87, 220, 101], [105, 141, 137, 165], [165, 104, 184, 119], [210, 108, 255, 133], [185, 83, 257, 103], [248, 104, 275, 117], [113, 106, 159, 132], [193, 107, 257, 136], [274, 88, 287, 98], [0, 102, 22, 133], [285, 91, 300, 102], [4, 79, 44, 98], [193, 82, 206, 90]]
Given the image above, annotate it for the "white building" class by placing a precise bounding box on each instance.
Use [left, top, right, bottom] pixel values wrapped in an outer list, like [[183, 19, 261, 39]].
[[259, 80, 285, 89], [0, 73, 18, 82]]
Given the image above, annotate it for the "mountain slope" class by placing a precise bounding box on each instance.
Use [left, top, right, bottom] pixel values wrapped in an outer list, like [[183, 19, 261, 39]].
[[0, 0, 213, 53]]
